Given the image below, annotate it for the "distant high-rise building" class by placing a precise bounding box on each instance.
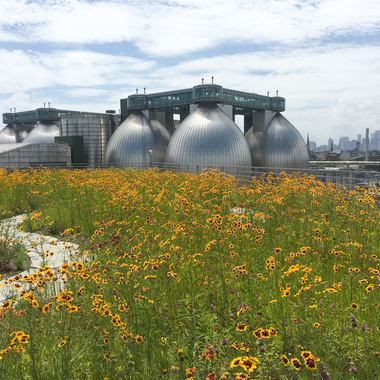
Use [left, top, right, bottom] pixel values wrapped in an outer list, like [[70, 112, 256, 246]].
[[328, 137, 334, 151]]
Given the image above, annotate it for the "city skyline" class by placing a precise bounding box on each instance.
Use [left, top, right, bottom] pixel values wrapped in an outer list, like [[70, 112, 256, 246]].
[[309, 129, 380, 152], [1, 0, 380, 146]]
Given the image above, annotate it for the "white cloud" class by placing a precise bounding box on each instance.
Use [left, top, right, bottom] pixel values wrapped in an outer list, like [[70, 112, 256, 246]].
[[0, 48, 155, 92], [1, 0, 380, 146], [1, 0, 379, 56]]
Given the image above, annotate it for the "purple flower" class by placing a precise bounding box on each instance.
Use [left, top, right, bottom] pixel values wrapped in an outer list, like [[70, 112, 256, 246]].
[[360, 322, 366, 332], [229, 313, 234, 318], [349, 366, 357, 372], [221, 338, 227, 346]]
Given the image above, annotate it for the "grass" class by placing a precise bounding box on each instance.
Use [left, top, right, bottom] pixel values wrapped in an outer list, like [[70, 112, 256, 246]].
[[0, 239, 30, 279], [0, 167, 379, 379]]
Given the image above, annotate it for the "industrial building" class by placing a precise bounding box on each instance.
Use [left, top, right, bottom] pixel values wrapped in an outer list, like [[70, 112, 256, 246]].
[[1, 83, 309, 172]]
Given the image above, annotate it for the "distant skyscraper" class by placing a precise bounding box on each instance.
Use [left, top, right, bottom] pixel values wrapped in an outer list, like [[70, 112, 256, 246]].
[[328, 137, 334, 151]]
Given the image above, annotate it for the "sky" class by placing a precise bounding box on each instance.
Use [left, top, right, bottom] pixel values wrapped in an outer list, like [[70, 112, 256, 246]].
[[0, 0, 379, 146]]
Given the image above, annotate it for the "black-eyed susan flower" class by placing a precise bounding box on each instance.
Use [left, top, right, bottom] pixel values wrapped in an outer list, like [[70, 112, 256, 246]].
[[351, 303, 359, 309]]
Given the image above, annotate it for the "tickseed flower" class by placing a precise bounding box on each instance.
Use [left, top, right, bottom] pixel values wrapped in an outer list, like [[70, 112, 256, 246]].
[[58, 340, 66, 348], [305, 357, 318, 370], [135, 335, 143, 344], [313, 322, 321, 328], [236, 324, 247, 332], [230, 357, 242, 368], [366, 284, 375, 292], [269, 327, 277, 336], [234, 373, 250, 379], [240, 356, 259, 372], [186, 367, 195, 377], [281, 355, 290, 366], [351, 303, 359, 309], [291, 358, 302, 370]]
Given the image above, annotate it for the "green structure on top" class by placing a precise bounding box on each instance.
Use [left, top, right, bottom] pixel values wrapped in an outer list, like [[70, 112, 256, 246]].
[[121, 84, 285, 127], [2, 107, 67, 125]]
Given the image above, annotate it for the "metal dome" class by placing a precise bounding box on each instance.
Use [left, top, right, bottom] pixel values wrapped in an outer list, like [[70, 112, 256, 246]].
[[0, 125, 21, 144], [22, 121, 60, 144], [104, 111, 171, 168], [18, 130, 29, 142], [165, 103, 252, 173], [245, 129, 264, 167], [246, 113, 309, 168]]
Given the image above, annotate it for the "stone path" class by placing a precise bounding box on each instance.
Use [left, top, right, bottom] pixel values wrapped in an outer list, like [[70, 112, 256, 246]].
[[0, 214, 81, 304]]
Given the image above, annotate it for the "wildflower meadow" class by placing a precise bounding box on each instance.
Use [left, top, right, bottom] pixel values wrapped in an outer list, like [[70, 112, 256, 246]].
[[0, 167, 379, 379]]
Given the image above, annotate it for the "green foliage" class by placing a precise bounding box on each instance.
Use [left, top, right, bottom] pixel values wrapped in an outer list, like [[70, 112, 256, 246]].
[[0, 168, 379, 379]]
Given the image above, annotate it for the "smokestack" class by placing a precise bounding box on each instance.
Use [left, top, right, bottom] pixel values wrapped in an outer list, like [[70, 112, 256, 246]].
[[365, 128, 369, 161]]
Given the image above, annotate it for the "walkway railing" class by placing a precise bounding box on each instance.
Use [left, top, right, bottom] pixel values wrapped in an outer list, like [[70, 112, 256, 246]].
[[7, 161, 380, 192]]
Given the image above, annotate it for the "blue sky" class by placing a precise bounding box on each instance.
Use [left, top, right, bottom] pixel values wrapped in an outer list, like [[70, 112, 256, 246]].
[[1, 0, 379, 146]]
